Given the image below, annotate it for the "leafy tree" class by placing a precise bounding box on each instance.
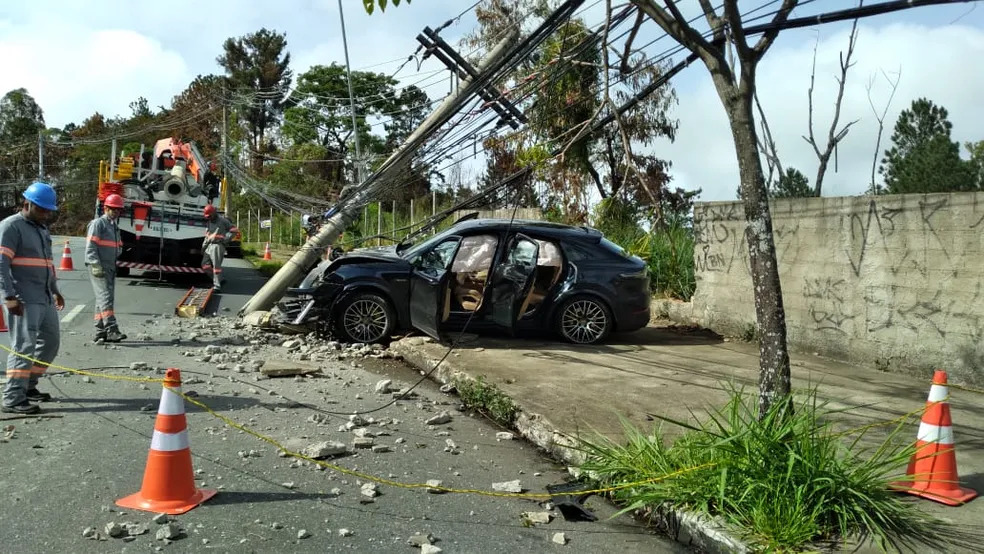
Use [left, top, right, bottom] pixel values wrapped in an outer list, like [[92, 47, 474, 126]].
[[169, 75, 231, 161], [282, 63, 428, 186], [967, 140, 984, 189], [50, 113, 115, 234], [0, 88, 46, 181], [362, 0, 411, 14], [879, 98, 975, 193], [770, 167, 814, 199], [634, 0, 797, 418], [217, 28, 293, 172]]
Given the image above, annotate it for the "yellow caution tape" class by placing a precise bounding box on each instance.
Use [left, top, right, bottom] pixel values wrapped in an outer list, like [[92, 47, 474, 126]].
[[0, 341, 712, 498]]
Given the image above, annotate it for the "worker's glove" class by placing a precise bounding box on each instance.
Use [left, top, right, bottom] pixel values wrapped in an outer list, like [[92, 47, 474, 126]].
[[90, 265, 104, 278]]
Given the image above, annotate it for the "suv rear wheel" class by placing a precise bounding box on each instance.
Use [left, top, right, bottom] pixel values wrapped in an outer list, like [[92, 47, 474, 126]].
[[334, 292, 396, 344], [555, 295, 613, 344]]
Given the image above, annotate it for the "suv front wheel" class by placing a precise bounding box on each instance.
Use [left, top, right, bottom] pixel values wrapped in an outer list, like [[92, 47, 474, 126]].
[[334, 292, 396, 344]]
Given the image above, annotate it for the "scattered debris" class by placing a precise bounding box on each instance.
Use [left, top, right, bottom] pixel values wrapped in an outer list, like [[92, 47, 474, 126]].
[[301, 441, 346, 459], [155, 522, 181, 541], [360, 483, 379, 498], [407, 532, 435, 546], [421, 545, 443, 554], [105, 522, 125, 538], [492, 480, 523, 493], [338, 528, 354, 537], [523, 511, 553, 525], [261, 359, 320, 378], [496, 432, 514, 440], [375, 379, 393, 393], [426, 480, 445, 493], [552, 532, 568, 545], [152, 513, 169, 525], [426, 411, 452, 426], [298, 529, 311, 539]]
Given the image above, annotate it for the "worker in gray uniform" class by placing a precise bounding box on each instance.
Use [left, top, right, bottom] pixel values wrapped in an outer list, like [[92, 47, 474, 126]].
[[201, 204, 237, 291], [86, 193, 126, 343], [0, 182, 65, 415]]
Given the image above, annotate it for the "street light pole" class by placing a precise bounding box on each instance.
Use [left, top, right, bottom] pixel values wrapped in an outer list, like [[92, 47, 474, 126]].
[[337, 0, 363, 186]]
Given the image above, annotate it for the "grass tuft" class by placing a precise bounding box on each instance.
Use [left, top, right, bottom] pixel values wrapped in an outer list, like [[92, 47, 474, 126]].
[[573, 384, 975, 552]]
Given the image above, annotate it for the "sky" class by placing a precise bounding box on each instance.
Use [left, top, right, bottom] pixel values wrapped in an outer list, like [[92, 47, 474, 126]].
[[1, 0, 982, 202]]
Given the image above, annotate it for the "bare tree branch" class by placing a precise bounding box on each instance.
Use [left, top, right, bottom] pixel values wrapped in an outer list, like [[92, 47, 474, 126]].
[[865, 66, 902, 193], [721, 1, 754, 62], [618, 11, 646, 74], [633, 1, 724, 66], [755, 92, 783, 186], [802, 8, 862, 196], [696, 0, 727, 43], [751, 0, 799, 57]]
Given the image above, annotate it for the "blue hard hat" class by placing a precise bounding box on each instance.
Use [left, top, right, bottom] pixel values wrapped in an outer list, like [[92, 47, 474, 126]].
[[23, 182, 57, 211]]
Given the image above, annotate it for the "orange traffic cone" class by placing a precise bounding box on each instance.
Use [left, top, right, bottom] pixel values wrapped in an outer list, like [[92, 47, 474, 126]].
[[262, 242, 272, 260], [59, 240, 74, 271], [116, 368, 217, 514], [892, 370, 978, 506]]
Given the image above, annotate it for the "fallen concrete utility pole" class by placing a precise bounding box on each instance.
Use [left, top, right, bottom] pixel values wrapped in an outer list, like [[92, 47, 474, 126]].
[[238, 28, 520, 316]]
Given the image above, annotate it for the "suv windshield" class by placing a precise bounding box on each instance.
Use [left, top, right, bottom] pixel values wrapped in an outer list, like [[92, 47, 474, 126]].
[[401, 228, 454, 260]]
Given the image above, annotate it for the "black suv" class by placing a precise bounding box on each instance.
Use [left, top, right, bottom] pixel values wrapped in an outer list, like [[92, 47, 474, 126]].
[[279, 218, 651, 345]]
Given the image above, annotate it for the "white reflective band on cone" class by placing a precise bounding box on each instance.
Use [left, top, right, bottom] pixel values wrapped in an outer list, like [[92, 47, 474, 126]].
[[158, 386, 185, 415], [927, 384, 948, 403], [917, 422, 954, 445], [150, 430, 190, 452]]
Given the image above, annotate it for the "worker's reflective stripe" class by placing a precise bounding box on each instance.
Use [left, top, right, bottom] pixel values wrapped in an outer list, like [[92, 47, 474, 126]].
[[212, 268, 223, 274], [93, 309, 114, 321], [6, 369, 32, 379], [927, 384, 948, 402], [205, 233, 225, 239], [917, 422, 954, 445], [11, 257, 54, 268], [30, 365, 48, 375], [150, 429, 190, 452], [158, 386, 185, 415], [87, 235, 121, 247], [0, 246, 13, 258]]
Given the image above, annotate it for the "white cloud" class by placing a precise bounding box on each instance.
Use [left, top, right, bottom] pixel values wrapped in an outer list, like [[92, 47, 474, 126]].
[[657, 22, 984, 201], [0, 22, 190, 127]]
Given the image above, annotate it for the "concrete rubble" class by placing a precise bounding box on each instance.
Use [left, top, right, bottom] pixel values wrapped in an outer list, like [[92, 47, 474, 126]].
[[492, 480, 523, 493]]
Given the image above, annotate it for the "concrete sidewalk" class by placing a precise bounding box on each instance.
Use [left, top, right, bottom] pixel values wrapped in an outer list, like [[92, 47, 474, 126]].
[[390, 323, 984, 553]]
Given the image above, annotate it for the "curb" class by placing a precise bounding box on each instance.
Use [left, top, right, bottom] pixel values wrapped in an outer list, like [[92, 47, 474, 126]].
[[388, 336, 751, 554]]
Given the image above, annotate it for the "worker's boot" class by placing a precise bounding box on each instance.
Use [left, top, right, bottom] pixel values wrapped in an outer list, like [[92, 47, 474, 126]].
[[105, 327, 127, 343], [1, 400, 40, 414], [26, 388, 52, 402], [94, 331, 107, 343]]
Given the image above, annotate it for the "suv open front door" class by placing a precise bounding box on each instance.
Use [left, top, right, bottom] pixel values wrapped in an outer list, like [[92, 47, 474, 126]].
[[489, 234, 539, 335], [408, 236, 462, 341]]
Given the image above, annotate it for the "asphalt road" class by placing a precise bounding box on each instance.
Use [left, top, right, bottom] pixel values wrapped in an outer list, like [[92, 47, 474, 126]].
[[0, 236, 687, 553]]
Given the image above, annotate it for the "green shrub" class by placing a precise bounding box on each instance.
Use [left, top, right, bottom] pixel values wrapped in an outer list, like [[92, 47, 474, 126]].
[[593, 197, 695, 300], [574, 385, 969, 552], [453, 375, 518, 426]]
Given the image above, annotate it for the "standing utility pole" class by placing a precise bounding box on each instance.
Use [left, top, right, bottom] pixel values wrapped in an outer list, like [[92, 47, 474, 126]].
[[338, 0, 364, 186]]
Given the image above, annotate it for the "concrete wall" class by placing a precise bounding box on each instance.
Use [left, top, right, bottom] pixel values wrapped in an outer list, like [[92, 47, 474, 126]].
[[670, 192, 984, 384], [453, 208, 542, 221]]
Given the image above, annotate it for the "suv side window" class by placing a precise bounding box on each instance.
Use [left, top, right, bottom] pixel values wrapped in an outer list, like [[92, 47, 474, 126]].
[[562, 240, 597, 262], [417, 239, 459, 276]]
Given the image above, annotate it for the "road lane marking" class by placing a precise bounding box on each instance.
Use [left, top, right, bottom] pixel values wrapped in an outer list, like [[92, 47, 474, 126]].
[[61, 304, 86, 325]]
